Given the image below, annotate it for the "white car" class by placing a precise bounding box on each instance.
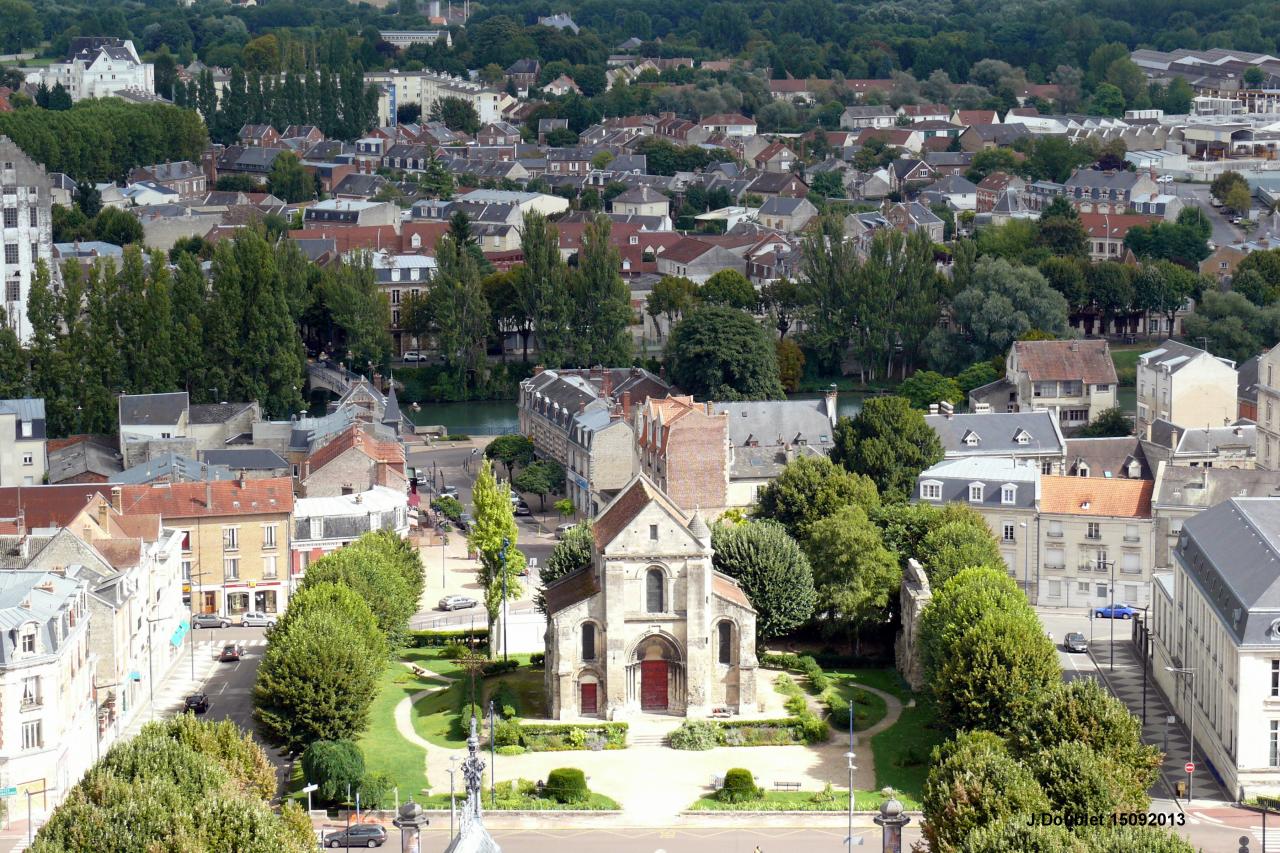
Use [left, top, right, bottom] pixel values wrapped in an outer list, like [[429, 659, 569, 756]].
[[240, 611, 277, 628], [402, 351, 425, 362], [555, 522, 576, 539]]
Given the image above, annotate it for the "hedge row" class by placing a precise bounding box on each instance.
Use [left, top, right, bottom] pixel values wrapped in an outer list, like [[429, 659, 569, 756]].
[[760, 653, 831, 692], [407, 628, 490, 648], [518, 722, 629, 752], [668, 712, 826, 750]]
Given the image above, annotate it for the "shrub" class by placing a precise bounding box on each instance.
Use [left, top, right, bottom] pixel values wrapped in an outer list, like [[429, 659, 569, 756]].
[[670, 720, 720, 751], [544, 768, 589, 804], [490, 683, 520, 718], [456, 703, 483, 738], [496, 745, 526, 756], [301, 739, 365, 805], [798, 715, 830, 745], [519, 722, 628, 752], [761, 652, 800, 670], [783, 694, 808, 716], [494, 718, 523, 747], [719, 768, 762, 803], [441, 643, 468, 659], [431, 496, 464, 521], [530, 652, 545, 667], [407, 628, 490, 648], [482, 659, 519, 677], [359, 771, 395, 809]]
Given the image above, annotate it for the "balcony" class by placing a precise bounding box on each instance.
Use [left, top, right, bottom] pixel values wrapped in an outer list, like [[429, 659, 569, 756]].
[[1124, 535, 1140, 543], [20, 696, 41, 710], [1046, 530, 1063, 538], [1044, 562, 1066, 571]]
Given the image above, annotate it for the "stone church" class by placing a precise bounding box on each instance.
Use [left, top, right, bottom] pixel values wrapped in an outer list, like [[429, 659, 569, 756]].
[[543, 475, 758, 719]]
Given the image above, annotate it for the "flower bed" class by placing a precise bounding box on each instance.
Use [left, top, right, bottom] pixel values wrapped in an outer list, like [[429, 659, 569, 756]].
[[516, 721, 629, 752]]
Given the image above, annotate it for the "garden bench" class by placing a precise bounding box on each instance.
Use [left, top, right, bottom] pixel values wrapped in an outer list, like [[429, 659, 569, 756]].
[[710, 774, 724, 790], [772, 781, 801, 792]]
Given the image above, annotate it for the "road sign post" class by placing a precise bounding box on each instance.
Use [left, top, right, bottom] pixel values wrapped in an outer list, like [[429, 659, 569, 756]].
[[302, 782, 318, 813], [1185, 762, 1195, 774]]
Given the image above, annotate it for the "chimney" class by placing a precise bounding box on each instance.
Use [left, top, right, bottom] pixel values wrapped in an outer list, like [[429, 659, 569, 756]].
[[206, 481, 213, 509], [1170, 427, 1180, 449], [1069, 340, 1079, 351], [96, 499, 109, 528], [237, 470, 246, 488], [110, 486, 122, 514], [940, 400, 954, 419], [929, 403, 939, 415], [533, 365, 545, 376], [622, 390, 633, 417], [601, 369, 613, 397]]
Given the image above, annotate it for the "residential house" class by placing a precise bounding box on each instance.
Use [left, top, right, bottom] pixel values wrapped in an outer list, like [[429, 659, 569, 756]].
[[1137, 340, 1239, 437], [1064, 169, 1160, 214], [475, 122, 521, 146], [922, 174, 978, 211], [887, 158, 936, 192], [567, 404, 635, 517], [303, 199, 400, 229], [634, 396, 729, 512], [1148, 497, 1280, 799], [1080, 213, 1161, 263], [611, 186, 670, 220], [699, 114, 757, 138], [925, 410, 1067, 474], [126, 161, 205, 199], [0, 137, 56, 344], [116, 477, 294, 617], [35, 38, 154, 101], [198, 449, 290, 480], [0, 400, 46, 487], [884, 202, 945, 242], [899, 104, 951, 123], [1036, 475, 1155, 609], [855, 127, 924, 155], [117, 393, 190, 468], [543, 75, 582, 97], [959, 123, 1032, 151], [1064, 436, 1152, 480], [952, 110, 1000, 126], [1149, 422, 1257, 469], [291, 486, 409, 579], [238, 124, 281, 148], [753, 142, 797, 174], [1200, 244, 1248, 283], [977, 339, 1120, 429], [976, 172, 1027, 212], [1150, 463, 1280, 570], [743, 172, 808, 199], [655, 237, 745, 283], [506, 59, 540, 92], [299, 424, 406, 498], [46, 435, 122, 485], [756, 197, 817, 232], [840, 106, 896, 129], [915, 456, 1041, 594], [712, 394, 838, 508]]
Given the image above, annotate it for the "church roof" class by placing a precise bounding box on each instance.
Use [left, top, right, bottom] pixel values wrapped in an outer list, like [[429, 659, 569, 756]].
[[591, 474, 687, 548], [543, 565, 601, 616], [712, 571, 753, 610]]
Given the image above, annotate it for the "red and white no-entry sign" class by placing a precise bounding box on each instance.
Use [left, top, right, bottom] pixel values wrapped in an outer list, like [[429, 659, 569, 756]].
[[1185, 762, 1195, 774]]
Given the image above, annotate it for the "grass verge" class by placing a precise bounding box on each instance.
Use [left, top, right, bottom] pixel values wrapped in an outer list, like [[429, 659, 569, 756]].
[[869, 697, 944, 807], [688, 789, 900, 811], [357, 659, 440, 801], [419, 791, 620, 810]]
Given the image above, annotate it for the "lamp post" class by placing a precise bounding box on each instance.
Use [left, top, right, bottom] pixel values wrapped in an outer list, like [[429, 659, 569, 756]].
[[873, 798, 912, 853], [844, 750, 856, 851], [1167, 666, 1197, 801], [1019, 521, 1029, 599], [392, 800, 429, 853], [499, 537, 510, 662], [488, 700, 496, 808], [447, 755, 460, 837]]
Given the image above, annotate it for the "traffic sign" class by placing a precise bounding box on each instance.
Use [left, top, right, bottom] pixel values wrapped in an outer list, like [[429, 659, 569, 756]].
[[0, 786, 17, 798], [1185, 762, 1196, 774], [302, 784, 318, 793]]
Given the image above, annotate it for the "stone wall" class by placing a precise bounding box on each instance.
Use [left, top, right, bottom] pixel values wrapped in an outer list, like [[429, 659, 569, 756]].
[[895, 558, 932, 692]]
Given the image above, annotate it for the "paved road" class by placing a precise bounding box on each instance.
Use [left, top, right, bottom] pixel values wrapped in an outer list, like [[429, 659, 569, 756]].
[[1179, 184, 1243, 247]]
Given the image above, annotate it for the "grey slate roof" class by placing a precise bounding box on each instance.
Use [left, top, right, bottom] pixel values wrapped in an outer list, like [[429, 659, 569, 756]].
[[1064, 437, 1151, 479], [111, 452, 233, 484], [758, 196, 810, 216], [46, 435, 122, 484], [915, 456, 1040, 509], [189, 402, 255, 425], [1139, 339, 1219, 373], [1175, 424, 1255, 455], [1178, 497, 1280, 645], [926, 174, 978, 194], [0, 399, 46, 440], [1154, 465, 1280, 509], [0, 571, 85, 665], [1239, 355, 1261, 406], [199, 449, 289, 470], [612, 186, 666, 205], [925, 411, 1064, 457], [118, 392, 188, 427], [711, 399, 834, 449]]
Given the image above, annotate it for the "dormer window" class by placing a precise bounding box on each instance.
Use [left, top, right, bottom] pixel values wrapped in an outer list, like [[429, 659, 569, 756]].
[[20, 630, 35, 653], [962, 430, 980, 446], [968, 483, 984, 503], [920, 480, 942, 501], [1001, 484, 1017, 505], [1013, 429, 1030, 445]]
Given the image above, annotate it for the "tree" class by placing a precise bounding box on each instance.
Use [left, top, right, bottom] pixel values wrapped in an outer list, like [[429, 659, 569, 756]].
[[1077, 407, 1132, 437], [569, 216, 632, 366], [897, 371, 963, 409], [1036, 198, 1087, 257], [1089, 82, 1126, 117], [804, 505, 901, 650], [1210, 170, 1248, 206], [646, 275, 698, 338], [754, 455, 879, 542], [1181, 290, 1270, 364], [760, 277, 801, 339], [955, 361, 999, 394], [919, 566, 1029, 684], [468, 459, 525, 647], [961, 816, 1084, 852], [0, 0, 38, 54], [775, 338, 805, 392], [426, 235, 491, 390], [484, 434, 535, 478], [301, 545, 414, 647], [831, 397, 944, 503], [920, 514, 1005, 588], [1225, 182, 1253, 217], [431, 96, 480, 134], [922, 730, 1051, 853], [515, 211, 571, 364], [537, 523, 592, 614], [93, 207, 144, 246], [934, 608, 1060, 732], [666, 305, 785, 401], [1133, 261, 1199, 331], [699, 269, 757, 311], [513, 459, 563, 510], [710, 520, 816, 640], [252, 608, 385, 751], [964, 148, 1020, 184], [301, 740, 365, 805]]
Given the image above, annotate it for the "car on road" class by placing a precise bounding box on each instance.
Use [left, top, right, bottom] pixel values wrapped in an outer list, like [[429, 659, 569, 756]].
[[1063, 632, 1088, 653], [1094, 603, 1138, 619], [183, 692, 210, 714], [401, 351, 425, 363], [440, 485, 459, 498], [218, 643, 244, 662], [240, 611, 277, 629], [323, 824, 388, 848], [514, 501, 532, 516], [438, 594, 478, 611], [192, 613, 231, 629], [555, 522, 576, 539], [457, 512, 474, 532]]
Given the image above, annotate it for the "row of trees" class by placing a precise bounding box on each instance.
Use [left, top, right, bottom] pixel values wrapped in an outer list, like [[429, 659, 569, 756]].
[[253, 530, 424, 751], [1, 227, 392, 435], [32, 716, 314, 852], [918, 567, 1179, 851]]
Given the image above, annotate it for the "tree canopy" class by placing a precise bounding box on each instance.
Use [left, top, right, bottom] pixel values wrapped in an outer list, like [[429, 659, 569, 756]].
[[665, 304, 785, 401]]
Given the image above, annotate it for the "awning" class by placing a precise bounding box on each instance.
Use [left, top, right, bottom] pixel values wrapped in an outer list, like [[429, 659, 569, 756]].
[[170, 619, 190, 647], [128, 671, 142, 682]]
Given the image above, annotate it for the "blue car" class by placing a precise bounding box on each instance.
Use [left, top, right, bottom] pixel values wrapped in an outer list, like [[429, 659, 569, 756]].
[[1094, 603, 1138, 619]]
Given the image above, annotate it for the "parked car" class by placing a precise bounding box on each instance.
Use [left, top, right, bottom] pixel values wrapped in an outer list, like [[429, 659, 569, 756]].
[[323, 824, 388, 849], [183, 692, 210, 714], [192, 613, 230, 629], [218, 643, 244, 662], [438, 595, 478, 611], [240, 612, 277, 629], [1094, 603, 1138, 619], [555, 522, 576, 539], [514, 502, 532, 517], [440, 485, 459, 498], [1063, 632, 1088, 653], [402, 351, 424, 363], [457, 512, 474, 532]]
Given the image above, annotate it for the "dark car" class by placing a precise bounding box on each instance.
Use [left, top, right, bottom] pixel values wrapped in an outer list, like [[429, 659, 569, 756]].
[[184, 692, 210, 713], [1063, 632, 1088, 653], [218, 643, 243, 662], [1094, 603, 1138, 619], [192, 613, 231, 629], [324, 824, 388, 848], [457, 512, 474, 532]]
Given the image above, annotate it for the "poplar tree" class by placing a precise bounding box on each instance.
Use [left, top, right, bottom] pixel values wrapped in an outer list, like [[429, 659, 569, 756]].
[[515, 211, 569, 364], [468, 459, 525, 654], [570, 215, 632, 366]]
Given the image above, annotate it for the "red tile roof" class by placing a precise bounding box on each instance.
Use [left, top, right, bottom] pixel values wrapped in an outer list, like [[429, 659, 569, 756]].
[[953, 110, 999, 126], [1040, 475, 1153, 518], [290, 225, 401, 254], [1012, 339, 1118, 384], [712, 572, 754, 610], [1079, 213, 1161, 240], [306, 425, 404, 475], [0, 485, 114, 528], [117, 478, 295, 519]]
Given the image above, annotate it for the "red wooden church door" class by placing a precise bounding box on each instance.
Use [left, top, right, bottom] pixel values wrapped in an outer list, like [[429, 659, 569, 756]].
[[640, 660, 668, 710]]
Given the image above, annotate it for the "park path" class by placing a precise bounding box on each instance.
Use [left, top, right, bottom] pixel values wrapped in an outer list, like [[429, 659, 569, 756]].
[[392, 664, 454, 775]]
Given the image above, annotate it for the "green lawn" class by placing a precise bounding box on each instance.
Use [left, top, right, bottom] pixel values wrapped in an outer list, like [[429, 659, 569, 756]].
[[869, 697, 945, 807], [419, 791, 620, 810], [824, 677, 888, 733], [406, 653, 545, 749], [357, 660, 442, 801], [826, 668, 911, 701], [689, 789, 901, 811]]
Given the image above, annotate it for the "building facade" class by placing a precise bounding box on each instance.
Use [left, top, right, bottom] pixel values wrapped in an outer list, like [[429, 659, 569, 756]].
[[634, 396, 729, 513], [543, 476, 757, 719], [33, 38, 154, 102], [1253, 347, 1280, 471], [291, 486, 409, 578], [0, 139, 56, 344], [0, 399, 46, 487], [1137, 340, 1238, 437]]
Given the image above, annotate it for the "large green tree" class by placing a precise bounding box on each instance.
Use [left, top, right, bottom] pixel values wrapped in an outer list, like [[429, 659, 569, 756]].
[[710, 520, 816, 640], [803, 505, 901, 650], [699, 269, 757, 311], [469, 459, 525, 647], [754, 455, 880, 542], [515, 211, 571, 364], [267, 151, 316, 203], [830, 396, 944, 502], [665, 305, 785, 400], [569, 216, 632, 366]]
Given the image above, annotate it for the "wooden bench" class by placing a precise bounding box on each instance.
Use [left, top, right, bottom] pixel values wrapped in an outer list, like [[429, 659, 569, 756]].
[[772, 781, 801, 792]]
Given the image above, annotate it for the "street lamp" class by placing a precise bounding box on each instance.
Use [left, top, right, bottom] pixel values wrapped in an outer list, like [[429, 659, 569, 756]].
[[844, 750, 857, 851], [447, 755, 460, 837], [1166, 666, 1197, 801], [391, 800, 429, 853], [873, 797, 912, 853]]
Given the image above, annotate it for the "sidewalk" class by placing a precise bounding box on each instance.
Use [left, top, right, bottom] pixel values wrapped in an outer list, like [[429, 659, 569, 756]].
[[118, 639, 222, 741], [1088, 636, 1229, 803]]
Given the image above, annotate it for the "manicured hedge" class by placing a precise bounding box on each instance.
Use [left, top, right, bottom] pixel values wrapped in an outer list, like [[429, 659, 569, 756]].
[[529, 652, 545, 667], [520, 722, 628, 752], [544, 768, 589, 804], [720, 768, 761, 803], [482, 659, 519, 677], [668, 715, 824, 749], [407, 628, 489, 648]]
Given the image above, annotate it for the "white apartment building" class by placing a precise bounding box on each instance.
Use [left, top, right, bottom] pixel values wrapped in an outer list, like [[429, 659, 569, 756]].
[[1253, 346, 1280, 470], [291, 486, 410, 579], [32, 38, 154, 102], [0, 139, 56, 344], [365, 69, 501, 126], [0, 570, 97, 816], [0, 399, 46, 487], [1150, 497, 1280, 798], [1136, 340, 1238, 438]]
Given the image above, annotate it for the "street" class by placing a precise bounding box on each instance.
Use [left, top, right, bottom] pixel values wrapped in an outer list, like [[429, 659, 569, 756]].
[[1177, 184, 1243, 247]]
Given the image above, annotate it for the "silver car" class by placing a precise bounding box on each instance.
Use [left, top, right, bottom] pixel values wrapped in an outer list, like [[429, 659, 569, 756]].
[[240, 611, 277, 628], [438, 595, 478, 611]]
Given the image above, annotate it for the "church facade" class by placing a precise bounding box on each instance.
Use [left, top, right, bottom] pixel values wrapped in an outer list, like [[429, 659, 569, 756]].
[[543, 475, 758, 719]]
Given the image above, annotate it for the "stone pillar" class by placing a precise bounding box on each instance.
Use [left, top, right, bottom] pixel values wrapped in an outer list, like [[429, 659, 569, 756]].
[[895, 559, 933, 691]]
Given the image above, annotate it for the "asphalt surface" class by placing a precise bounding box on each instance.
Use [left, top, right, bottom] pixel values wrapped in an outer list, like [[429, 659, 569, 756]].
[[1178, 185, 1244, 247]]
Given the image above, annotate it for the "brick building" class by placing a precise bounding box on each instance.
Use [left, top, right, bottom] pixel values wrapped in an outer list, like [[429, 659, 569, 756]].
[[634, 396, 729, 512]]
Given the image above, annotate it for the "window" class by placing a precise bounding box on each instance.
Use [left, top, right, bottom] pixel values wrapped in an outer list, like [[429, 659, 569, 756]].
[[310, 518, 323, 540], [1272, 659, 1279, 697], [1034, 381, 1056, 398], [649, 524, 658, 541], [28, 206, 37, 227], [968, 483, 984, 503], [1095, 550, 1108, 571], [718, 621, 732, 664], [21, 631, 34, 653], [1273, 720, 1279, 768], [180, 530, 191, 553], [1125, 523, 1139, 542], [181, 560, 192, 581], [1077, 582, 1090, 594], [21, 675, 40, 708], [222, 527, 239, 550], [1087, 522, 1101, 540], [1122, 552, 1140, 573], [21, 720, 41, 751], [1003, 523, 1016, 542], [22, 453, 32, 466], [1046, 548, 1065, 569], [645, 568, 664, 613], [263, 555, 277, 579], [5, 243, 16, 264], [1042, 460, 1054, 475], [581, 623, 596, 660], [1096, 583, 1108, 597], [224, 557, 239, 580], [160, 432, 171, 439], [1094, 384, 1110, 394], [1001, 484, 1016, 505], [1060, 381, 1083, 397], [262, 524, 277, 549], [391, 289, 401, 304], [3, 207, 16, 227], [920, 481, 941, 500]]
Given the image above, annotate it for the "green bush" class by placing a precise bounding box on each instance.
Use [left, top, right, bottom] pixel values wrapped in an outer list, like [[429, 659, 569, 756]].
[[496, 745, 526, 756], [760, 652, 801, 670], [456, 703, 483, 738], [431, 495, 464, 521], [520, 722, 628, 752], [359, 771, 395, 809], [494, 718, 523, 747], [529, 652, 545, 667], [544, 768, 590, 804], [482, 660, 519, 677], [407, 628, 490, 648], [490, 683, 520, 718], [300, 739, 365, 805], [783, 694, 808, 716], [669, 720, 721, 751], [719, 768, 762, 803], [440, 643, 469, 659]]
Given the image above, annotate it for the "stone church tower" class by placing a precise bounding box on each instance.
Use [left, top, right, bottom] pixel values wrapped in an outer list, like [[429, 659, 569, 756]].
[[543, 475, 757, 719]]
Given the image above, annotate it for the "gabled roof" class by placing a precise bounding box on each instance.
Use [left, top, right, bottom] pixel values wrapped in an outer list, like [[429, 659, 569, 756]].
[[1065, 437, 1152, 479], [591, 474, 690, 549], [117, 478, 294, 518], [926, 411, 1065, 456], [118, 392, 188, 427], [1179, 498, 1280, 644], [1139, 339, 1231, 373], [1039, 475, 1153, 517], [1012, 340, 1118, 384]]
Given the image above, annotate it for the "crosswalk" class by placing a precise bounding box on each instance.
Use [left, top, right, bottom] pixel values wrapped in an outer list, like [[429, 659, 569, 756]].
[[1255, 829, 1280, 853]]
